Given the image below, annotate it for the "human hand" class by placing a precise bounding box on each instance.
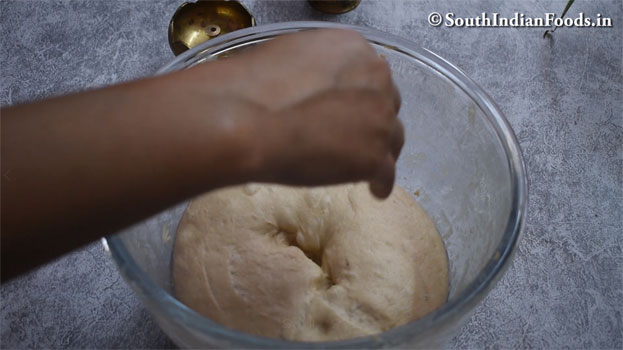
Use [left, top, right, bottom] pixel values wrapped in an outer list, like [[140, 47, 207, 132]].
[[199, 29, 404, 198], [220, 29, 402, 112], [254, 88, 403, 199]]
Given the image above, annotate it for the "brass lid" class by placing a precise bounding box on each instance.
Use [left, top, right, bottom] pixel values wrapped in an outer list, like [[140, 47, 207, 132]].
[[168, 0, 255, 56], [308, 0, 361, 14]]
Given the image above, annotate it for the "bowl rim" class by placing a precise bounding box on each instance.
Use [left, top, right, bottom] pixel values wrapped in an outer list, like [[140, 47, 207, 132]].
[[106, 21, 528, 348]]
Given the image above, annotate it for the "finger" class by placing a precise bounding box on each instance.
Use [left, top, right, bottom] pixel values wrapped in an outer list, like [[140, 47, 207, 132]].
[[369, 153, 396, 199], [378, 54, 401, 113], [390, 81, 402, 113], [389, 119, 405, 161]]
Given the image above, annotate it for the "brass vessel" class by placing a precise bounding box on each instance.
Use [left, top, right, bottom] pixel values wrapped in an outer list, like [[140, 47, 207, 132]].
[[168, 0, 255, 55], [308, 0, 361, 14]]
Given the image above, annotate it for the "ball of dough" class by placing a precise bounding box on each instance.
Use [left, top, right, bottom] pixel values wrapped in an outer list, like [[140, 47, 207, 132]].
[[173, 183, 448, 341]]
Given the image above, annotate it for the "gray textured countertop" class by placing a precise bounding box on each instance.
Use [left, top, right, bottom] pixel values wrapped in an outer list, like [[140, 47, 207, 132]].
[[1, 0, 621, 348]]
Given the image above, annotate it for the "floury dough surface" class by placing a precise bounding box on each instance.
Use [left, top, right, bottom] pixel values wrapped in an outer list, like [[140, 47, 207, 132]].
[[172, 183, 449, 341]]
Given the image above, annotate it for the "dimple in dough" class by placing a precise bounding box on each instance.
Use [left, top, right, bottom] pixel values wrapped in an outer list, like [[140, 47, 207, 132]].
[[173, 183, 449, 341]]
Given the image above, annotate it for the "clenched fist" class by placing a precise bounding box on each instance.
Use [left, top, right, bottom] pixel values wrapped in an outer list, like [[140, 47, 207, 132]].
[[186, 29, 404, 198]]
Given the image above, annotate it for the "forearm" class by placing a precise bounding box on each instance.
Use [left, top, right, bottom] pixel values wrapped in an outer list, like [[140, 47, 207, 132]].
[[1, 62, 260, 280]]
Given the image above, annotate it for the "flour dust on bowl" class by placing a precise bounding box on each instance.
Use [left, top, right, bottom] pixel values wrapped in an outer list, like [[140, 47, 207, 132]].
[[105, 22, 527, 348]]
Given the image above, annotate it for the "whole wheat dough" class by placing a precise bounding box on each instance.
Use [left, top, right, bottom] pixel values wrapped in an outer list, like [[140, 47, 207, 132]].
[[173, 183, 448, 341]]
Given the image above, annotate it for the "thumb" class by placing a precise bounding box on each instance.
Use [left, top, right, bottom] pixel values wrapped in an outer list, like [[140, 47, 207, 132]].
[[368, 153, 396, 199]]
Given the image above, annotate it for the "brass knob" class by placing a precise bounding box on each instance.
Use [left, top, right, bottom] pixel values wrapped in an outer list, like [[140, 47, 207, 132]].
[[168, 0, 255, 56], [308, 0, 361, 14]]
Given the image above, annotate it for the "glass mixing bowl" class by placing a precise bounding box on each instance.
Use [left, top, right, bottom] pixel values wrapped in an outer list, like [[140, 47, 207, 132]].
[[104, 22, 527, 348]]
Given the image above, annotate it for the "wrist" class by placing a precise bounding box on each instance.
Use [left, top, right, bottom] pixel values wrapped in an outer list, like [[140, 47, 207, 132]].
[[167, 68, 273, 187]]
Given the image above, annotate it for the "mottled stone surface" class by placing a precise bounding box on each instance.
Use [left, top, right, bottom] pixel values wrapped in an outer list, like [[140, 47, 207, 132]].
[[1, 0, 621, 348]]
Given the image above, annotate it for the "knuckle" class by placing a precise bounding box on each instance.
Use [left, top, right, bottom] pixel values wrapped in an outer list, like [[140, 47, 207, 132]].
[[330, 29, 367, 49], [372, 96, 396, 121], [338, 29, 368, 44], [397, 131, 405, 148], [372, 58, 392, 76], [372, 134, 391, 156], [368, 60, 393, 88], [344, 90, 395, 123], [364, 147, 385, 169]]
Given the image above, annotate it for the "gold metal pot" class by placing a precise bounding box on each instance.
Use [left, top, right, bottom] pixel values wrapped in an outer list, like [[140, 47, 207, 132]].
[[308, 0, 361, 14], [168, 0, 255, 55]]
